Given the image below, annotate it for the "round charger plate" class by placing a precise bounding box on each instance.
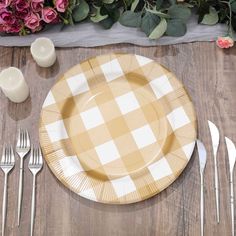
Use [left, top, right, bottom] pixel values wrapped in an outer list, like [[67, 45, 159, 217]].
[[39, 54, 197, 204]]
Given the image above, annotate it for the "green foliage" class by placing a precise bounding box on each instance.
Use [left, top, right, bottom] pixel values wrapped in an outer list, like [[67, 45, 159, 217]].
[[149, 18, 167, 39], [166, 19, 186, 36], [168, 5, 191, 21], [119, 11, 142, 27], [66, 0, 236, 40], [90, 7, 108, 22], [141, 12, 161, 37], [231, 1, 236, 13], [72, 0, 89, 22], [201, 6, 219, 25]]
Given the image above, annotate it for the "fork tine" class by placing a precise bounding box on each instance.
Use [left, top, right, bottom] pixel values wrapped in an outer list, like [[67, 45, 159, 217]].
[[38, 148, 43, 165], [17, 129, 21, 147], [32, 148, 35, 165], [33, 147, 37, 165], [35, 148, 38, 165], [21, 129, 24, 148], [1, 145, 6, 163], [29, 146, 34, 165], [37, 148, 40, 164], [34, 148, 37, 165], [8, 147, 10, 164], [24, 129, 27, 148], [6, 147, 9, 164], [25, 129, 27, 147], [20, 128, 23, 148], [33, 147, 36, 165], [4, 146, 8, 164], [26, 129, 30, 148], [10, 146, 14, 164]]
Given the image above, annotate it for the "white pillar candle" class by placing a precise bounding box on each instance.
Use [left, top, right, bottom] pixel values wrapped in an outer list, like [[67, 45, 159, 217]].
[[30, 37, 56, 68], [0, 67, 29, 103]]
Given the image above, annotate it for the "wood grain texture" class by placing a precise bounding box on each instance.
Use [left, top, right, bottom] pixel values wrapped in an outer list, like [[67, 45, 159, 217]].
[[0, 43, 235, 236]]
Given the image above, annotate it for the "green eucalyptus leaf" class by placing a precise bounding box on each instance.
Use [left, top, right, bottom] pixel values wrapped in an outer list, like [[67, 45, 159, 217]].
[[119, 11, 142, 27], [156, 0, 163, 10], [149, 18, 167, 39], [131, 0, 139, 11], [109, 8, 120, 21], [90, 7, 108, 22], [141, 12, 160, 36], [146, 9, 170, 18], [166, 19, 186, 36], [72, 0, 89, 22], [100, 17, 114, 29], [168, 0, 176, 5], [103, 0, 114, 3], [201, 7, 219, 25], [168, 5, 191, 22], [231, 1, 236, 13]]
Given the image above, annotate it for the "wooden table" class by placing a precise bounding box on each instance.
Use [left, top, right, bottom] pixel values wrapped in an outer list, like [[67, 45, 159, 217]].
[[0, 43, 235, 236]]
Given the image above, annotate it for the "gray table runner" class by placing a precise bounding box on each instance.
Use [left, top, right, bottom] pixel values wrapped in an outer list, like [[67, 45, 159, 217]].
[[0, 16, 232, 47]]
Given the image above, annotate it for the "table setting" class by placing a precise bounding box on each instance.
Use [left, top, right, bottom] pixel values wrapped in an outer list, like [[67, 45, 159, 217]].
[[0, 1, 236, 235]]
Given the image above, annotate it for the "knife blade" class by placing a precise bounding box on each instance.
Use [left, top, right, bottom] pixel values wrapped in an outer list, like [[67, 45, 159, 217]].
[[225, 137, 236, 173], [208, 120, 220, 223], [225, 137, 236, 236], [197, 140, 207, 236]]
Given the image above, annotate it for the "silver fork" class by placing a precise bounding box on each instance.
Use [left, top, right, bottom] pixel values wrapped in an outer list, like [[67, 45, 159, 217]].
[[28, 146, 43, 236], [16, 128, 30, 226], [0, 146, 15, 236]]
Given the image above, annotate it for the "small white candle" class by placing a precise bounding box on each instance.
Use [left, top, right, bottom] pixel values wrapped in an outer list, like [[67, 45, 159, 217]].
[[0, 67, 29, 103], [30, 37, 56, 67]]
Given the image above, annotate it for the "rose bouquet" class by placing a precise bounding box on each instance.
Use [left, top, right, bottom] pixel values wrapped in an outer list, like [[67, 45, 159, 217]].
[[0, 0, 69, 35]]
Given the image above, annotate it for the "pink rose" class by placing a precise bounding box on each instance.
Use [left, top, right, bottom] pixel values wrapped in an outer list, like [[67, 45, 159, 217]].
[[216, 36, 234, 49], [5, 20, 22, 33], [15, 8, 30, 19], [0, 24, 5, 32], [31, 0, 44, 12], [55, 0, 68, 13], [0, 0, 11, 7], [42, 7, 58, 23], [15, 0, 29, 11], [0, 9, 15, 24], [31, 24, 42, 33], [24, 12, 40, 30]]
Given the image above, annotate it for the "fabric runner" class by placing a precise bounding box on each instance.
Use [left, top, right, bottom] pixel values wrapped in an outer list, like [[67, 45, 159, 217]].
[[0, 16, 231, 47]]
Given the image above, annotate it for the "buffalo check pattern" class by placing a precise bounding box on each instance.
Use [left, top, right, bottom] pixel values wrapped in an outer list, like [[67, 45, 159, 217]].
[[39, 54, 197, 204]]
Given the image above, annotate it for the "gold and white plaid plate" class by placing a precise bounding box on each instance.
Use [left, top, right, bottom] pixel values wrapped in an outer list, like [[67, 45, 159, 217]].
[[39, 54, 197, 204]]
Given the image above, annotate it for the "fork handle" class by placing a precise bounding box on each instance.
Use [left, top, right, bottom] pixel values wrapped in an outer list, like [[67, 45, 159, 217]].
[[30, 175, 36, 236], [2, 174, 8, 236], [17, 158, 24, 226]]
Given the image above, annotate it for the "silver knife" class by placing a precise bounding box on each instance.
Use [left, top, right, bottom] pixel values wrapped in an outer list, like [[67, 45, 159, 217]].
[[208, 120, 220, 223], [225, 137, 236, 236], [197, 140, 207, 236]]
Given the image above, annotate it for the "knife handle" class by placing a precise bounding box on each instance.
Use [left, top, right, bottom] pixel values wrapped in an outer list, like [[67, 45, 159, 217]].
[[230, 173, 234, 236], [214, 156, 220, 223], [200, 174, 204, 236]]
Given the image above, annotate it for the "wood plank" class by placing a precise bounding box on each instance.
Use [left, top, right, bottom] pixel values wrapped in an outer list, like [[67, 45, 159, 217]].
[[0, 42, 235, 236]]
